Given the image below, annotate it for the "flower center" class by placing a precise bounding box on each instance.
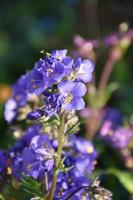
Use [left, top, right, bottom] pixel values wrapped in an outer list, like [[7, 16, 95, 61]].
[[7, 167, 12, 175], [32, 84, 38, 89], [69, 71, 76, 80], [27, 164, 32, 171], [46, 68, 53, 76], [64, 93, 73, 104], [86, 146, 94, 153]]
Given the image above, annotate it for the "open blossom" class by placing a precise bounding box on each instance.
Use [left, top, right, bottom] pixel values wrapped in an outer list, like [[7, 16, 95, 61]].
[[22, 135, 55, 179], [65, 135, 97, 177], [27, 69, 45, 96], [58, 80, 87, 111], [72, 57, 94, 83]]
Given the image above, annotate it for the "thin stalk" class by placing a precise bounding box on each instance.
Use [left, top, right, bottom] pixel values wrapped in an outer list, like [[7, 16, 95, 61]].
[[47, 112, 65, 200], [44, 172, 48, 193], [98, 56, 115, 91]]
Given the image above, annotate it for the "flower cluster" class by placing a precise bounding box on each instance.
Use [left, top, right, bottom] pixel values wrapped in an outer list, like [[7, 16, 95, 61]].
[[26, 49, 94, 119], [4, 50, 94, 124], [0, 125, 97, 199], [100, 108, 133, 149], [4, 74, 37, 123], [1, 49, 113, 200]]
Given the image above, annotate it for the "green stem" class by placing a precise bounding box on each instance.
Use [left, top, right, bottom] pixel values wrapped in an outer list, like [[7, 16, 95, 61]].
[[47, 112, 65, 200]]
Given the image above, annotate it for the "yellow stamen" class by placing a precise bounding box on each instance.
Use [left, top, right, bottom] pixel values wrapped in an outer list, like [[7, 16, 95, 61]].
[[64, 93, 73, 104], [31, 79, 35, 82], [32, 84, 38, 89], [27, 164, 32, 171], [46, 68, 53, 76], [86, 146, 94, 154], [7, 167, 12, 175]]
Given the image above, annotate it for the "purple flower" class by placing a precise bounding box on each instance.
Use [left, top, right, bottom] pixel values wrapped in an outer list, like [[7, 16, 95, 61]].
[[4, 74, 29, 123], [12, 125, 41, 153], [100, 108, 123, 136], [66, 135, 97, 177], [22, 135, 55, 179], [27, 93, 60, 120], [99, 108, 133, 149], [27, 69, 45, 96], [42, 61, 64, 87], [27, 51, 71, 96], [107, 128, 133, 149], [55, 171, 89, 200], [27, 109, 45, 120], [6, 125, 42, 180], [72, 58, 94, 83], [11, 156, 23, 180], [12, 74, 28, 107], [58, 80, 87, 111], [4, 99, 17, 123], [45, 93, 61, 116], [51, 49, 67, 60]]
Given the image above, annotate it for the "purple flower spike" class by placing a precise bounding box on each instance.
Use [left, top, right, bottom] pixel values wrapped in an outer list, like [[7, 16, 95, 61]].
[[58, 80, 87, 111]]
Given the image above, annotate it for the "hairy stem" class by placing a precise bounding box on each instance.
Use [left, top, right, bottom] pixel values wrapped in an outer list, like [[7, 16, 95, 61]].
[[47, 112, 65, 200]]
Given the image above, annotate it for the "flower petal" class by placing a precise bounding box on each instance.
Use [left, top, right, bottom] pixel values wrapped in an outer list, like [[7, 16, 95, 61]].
[[22, 148, 36, 163], [71, 97, 85, 110], [71, 82, 87, 97]]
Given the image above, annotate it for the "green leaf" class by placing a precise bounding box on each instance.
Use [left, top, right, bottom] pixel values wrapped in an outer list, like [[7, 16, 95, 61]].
[[102, 168, 133, 194], [66, 121, 81, 135], [22, 176, 44, 197], [1, 183, 18, 200], [110, 169, 133, 194], [104, 82, 119, 103]]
